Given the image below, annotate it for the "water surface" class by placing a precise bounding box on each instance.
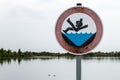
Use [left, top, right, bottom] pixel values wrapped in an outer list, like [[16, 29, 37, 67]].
[[0, 57, 120, 80]]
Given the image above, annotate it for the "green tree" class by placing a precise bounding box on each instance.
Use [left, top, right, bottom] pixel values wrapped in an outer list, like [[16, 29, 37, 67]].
[[18, 49, 22, 56]]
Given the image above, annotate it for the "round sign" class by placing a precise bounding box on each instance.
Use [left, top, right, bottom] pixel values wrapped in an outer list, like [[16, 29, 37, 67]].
[[55, 6, 103, 55]]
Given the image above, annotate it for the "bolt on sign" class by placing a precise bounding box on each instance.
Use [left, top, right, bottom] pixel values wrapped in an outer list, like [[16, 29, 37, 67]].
[[55, 5, 103, 55]]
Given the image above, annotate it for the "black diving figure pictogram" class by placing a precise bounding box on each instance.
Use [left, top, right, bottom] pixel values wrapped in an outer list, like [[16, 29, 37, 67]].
[[63, 18, 88, 33]]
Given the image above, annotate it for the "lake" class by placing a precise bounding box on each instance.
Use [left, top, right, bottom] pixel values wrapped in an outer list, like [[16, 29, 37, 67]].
[[0, 57, 120, 80]]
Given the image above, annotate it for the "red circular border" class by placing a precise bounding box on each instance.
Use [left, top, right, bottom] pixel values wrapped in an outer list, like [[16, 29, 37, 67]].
[[55, 6, 103, 55]]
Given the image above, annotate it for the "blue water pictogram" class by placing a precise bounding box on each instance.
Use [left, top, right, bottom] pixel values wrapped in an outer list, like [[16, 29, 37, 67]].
[[62, 32, 96, 47]]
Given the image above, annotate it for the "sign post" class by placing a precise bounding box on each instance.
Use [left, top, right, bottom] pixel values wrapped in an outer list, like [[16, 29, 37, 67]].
[[76, 55, 82, 80], [55, 3, 103, 80]]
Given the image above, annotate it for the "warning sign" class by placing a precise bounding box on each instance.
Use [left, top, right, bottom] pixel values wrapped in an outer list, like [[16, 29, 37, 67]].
[[55, 6, 103, 55]]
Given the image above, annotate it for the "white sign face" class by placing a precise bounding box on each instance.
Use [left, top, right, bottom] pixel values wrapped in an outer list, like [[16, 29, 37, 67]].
[[61, 13, 97, 47]]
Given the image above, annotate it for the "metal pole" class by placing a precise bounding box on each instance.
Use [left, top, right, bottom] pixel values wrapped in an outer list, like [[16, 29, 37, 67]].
[[76, 55, 81, 80], [76, 3, 82, 80]]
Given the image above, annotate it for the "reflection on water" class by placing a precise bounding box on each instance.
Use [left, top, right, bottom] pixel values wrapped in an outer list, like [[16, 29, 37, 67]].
[[0, 56, 75, 65], [83, 57, 120, 61], [1, 57, 120, 65], [0, 58, 32, 65]]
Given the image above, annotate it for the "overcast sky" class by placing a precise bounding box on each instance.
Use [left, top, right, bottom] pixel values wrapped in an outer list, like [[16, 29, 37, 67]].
[[0, 0, 120, 53]]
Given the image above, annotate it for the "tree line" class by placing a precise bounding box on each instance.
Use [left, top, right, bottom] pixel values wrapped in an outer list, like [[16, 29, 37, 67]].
[[0, 48, 120, 57], [0, 48, 74, 58]]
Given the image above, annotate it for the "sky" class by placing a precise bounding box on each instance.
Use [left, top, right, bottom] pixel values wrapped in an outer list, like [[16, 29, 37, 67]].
[[0, 0, 120, 53]]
